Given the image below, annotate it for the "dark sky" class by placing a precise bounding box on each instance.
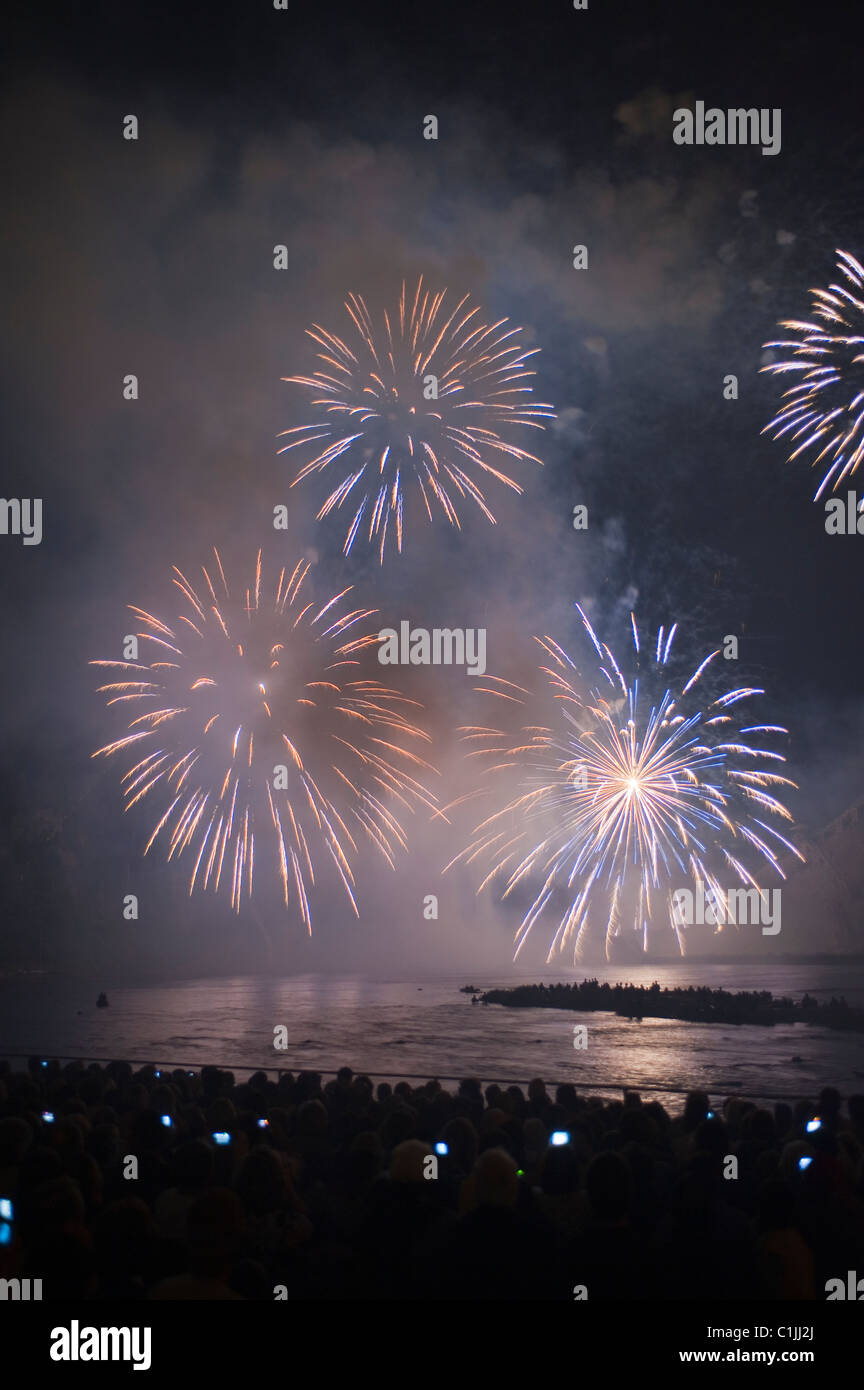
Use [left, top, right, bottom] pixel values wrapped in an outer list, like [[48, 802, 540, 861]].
[[2, 0, 863, 973]]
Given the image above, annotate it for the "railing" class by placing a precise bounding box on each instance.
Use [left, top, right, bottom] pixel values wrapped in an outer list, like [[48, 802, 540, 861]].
[[0, 1052, 816, 1103]]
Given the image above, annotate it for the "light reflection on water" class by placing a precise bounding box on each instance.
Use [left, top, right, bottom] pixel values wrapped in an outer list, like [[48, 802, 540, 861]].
[[2, 963, 864, 1111]]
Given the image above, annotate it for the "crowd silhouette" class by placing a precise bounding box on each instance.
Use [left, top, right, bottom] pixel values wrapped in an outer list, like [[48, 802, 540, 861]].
[[1, 1057, 863, 1299]]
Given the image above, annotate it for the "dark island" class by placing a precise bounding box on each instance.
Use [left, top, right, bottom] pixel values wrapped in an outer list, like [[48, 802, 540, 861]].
[[468, 979, 864, 1034]]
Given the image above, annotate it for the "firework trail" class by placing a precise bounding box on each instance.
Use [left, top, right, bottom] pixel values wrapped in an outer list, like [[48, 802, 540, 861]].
[[280, 277, 555, 561], [446, 607, 803, 962], [91, 551, 437, 926], [762, 250, 864, 501]]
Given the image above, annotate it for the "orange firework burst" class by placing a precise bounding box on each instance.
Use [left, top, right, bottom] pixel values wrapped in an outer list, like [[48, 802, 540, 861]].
[[91, 550, 437, 926], [280, 277, 555, 561]]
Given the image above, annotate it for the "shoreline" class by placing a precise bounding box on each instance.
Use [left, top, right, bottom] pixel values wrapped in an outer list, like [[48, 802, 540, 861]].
[[470, 979, 864, 1033]]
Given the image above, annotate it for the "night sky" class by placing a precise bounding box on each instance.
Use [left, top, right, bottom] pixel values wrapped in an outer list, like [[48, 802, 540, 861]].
[[2, 0, 864, 974]]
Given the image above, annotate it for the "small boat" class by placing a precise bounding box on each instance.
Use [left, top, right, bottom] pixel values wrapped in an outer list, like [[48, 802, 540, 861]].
[[96, 992, 109, 1009], [471, 995, 479, 1005]]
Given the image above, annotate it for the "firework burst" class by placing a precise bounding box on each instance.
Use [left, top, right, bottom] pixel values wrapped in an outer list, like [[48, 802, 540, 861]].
[[446, 607, 803, 962], [762, 250, 864, 500], [279, 277, 555, 561], [91, 550, 437, 926]]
